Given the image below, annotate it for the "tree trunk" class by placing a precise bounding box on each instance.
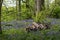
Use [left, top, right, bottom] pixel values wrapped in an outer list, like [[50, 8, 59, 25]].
[[26, 0, 29, 8], [0, 0, 3, 34], [35, 0, 45, 22], [19, 0, 21, 12], [41, 0, 45, 10], [35, 0, 45, 13], [17, 0, 21, 20], [16, 0, 18, 20]]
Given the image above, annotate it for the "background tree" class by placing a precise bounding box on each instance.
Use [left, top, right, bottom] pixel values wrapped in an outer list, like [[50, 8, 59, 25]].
[[18, 0, 21, 12], [17, 0, 21, 20], [26, 0, 29, 8], [0, 0, 3, 34], [35, 0, 45, 13]]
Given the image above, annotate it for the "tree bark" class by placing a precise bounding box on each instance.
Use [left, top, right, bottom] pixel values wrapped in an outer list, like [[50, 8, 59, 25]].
[[17, 0, 21, 20], [0, 0, 3, 34], [19, 0, 21, 12], [35, 0, 45, 22], [35, 0, 45, 13]]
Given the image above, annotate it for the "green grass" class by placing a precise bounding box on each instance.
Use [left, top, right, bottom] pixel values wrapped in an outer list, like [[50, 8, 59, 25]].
[[0, 25, 60, 40]]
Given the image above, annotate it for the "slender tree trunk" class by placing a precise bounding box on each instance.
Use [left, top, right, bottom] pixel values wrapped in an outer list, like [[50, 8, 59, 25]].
[[26, 0, 29, 15], [17, 0, 21, 20], [19, 0, 21, 12], [0, 0, 3, 34], [41, 0, 45, 10], [35, 0, 45, 13], [26, 0, 29, 8], [16, 0, 17, 12], [35, 0, 45, 22], [16, 0, 18, 20]]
